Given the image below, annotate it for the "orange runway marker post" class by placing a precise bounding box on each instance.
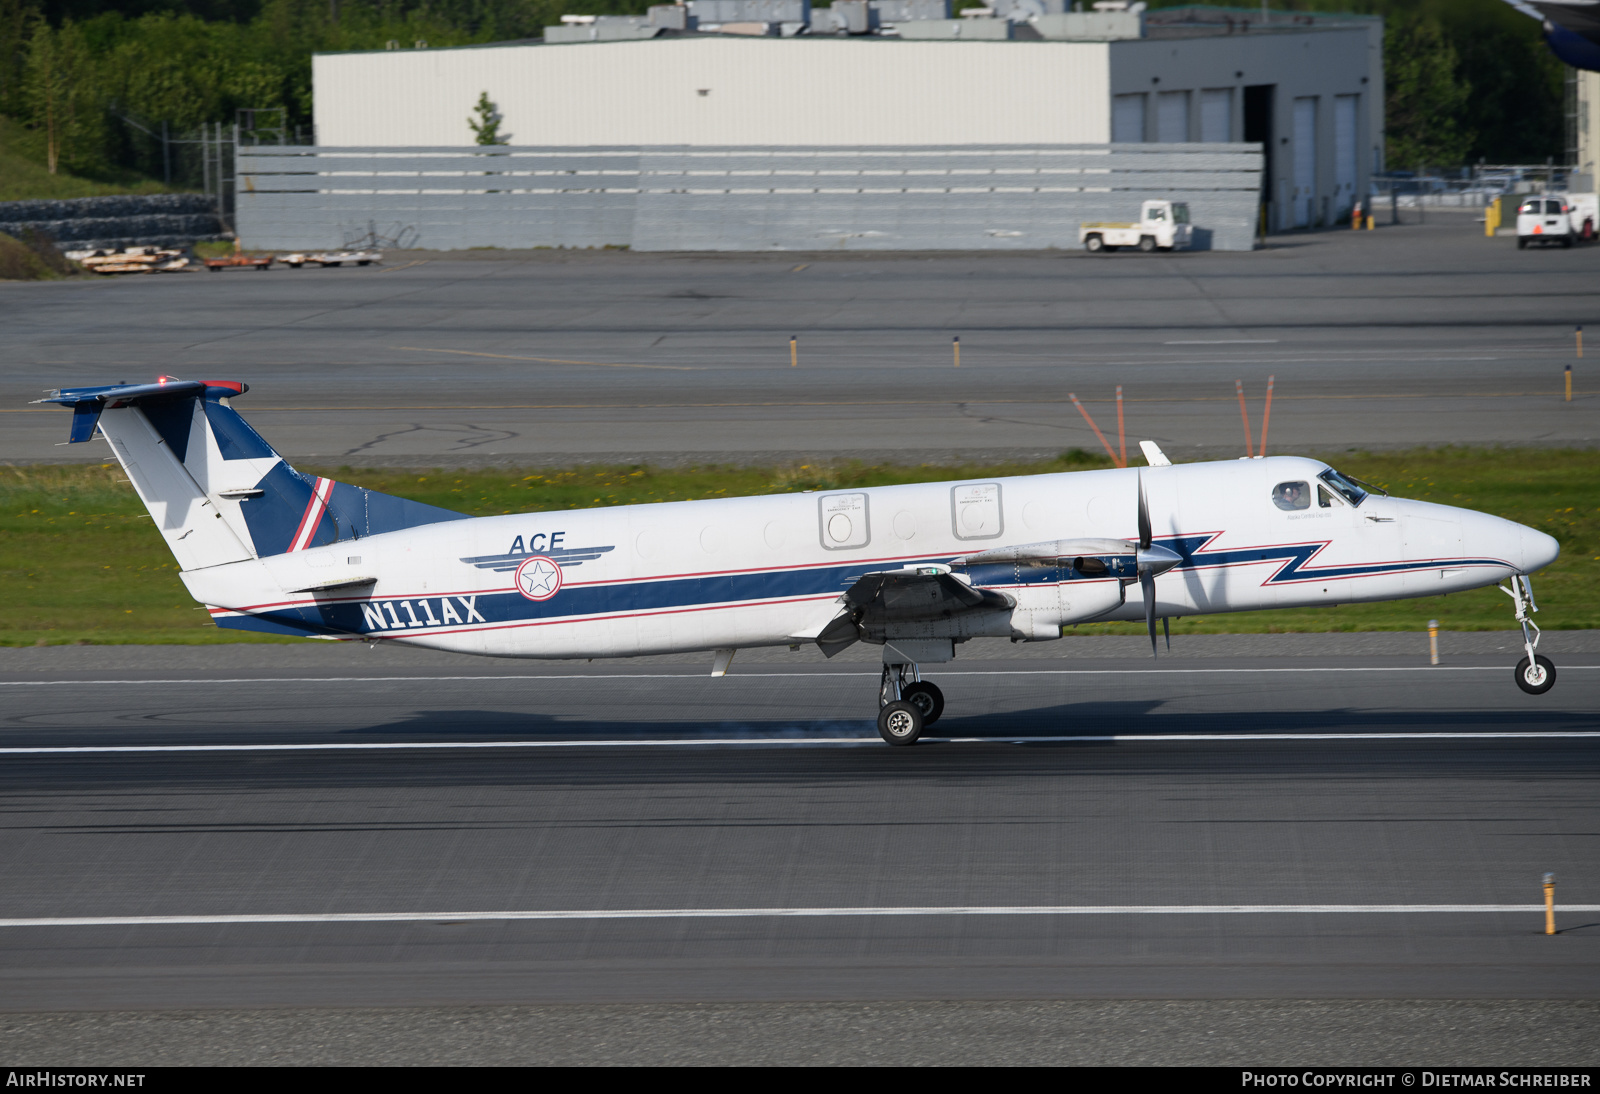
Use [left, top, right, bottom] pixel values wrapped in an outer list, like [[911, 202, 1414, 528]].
[[1567, 364, 1574, 403], [1259, 374, 1275, 456], [1545, 873, 1557, 935], [1235, 379, 1254, 458], [1069, 393, 1122, 467], [953, 335, 960, 369], [1116, 385, 1126, 467], [790, 336, 797, 368], [1577, 326, 1584, 359], [1428, 619, 1439, 666]]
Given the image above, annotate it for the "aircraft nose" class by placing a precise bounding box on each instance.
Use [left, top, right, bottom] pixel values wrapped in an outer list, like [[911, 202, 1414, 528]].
[[1518, 525, 1560, 575]]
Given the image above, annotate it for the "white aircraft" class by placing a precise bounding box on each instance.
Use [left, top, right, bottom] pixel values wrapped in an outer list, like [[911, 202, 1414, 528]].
[[39, 379, 1562, 745]]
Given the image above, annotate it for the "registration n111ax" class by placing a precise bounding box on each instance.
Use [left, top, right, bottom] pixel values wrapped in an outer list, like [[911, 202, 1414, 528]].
[[37, 378, 1562, 745]]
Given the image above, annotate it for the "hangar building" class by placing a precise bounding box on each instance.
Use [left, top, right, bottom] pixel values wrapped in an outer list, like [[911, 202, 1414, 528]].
[[241, 5, 1383, 251]]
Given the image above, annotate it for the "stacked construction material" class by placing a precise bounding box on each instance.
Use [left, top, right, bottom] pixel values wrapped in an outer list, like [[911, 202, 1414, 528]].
[[276, 250, 381, 267], [69, 246, 193, 274]]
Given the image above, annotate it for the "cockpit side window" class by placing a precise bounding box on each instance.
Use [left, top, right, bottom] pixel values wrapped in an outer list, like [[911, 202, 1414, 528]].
[[1272, 481, 1311, 511], [1317, 484, 1344, 508], [1317, 468, 1368, 507]]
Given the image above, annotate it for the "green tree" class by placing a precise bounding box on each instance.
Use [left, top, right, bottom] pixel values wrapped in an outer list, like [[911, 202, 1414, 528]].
[[1385, 10, 1473, 168], [0, 0, 36, 116], [467, 90, 506, 145], [24, 17, 102, 173]]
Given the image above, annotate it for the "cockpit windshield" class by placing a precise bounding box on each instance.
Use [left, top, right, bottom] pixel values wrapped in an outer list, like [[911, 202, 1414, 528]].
[[1318, 468, 1368, 507]]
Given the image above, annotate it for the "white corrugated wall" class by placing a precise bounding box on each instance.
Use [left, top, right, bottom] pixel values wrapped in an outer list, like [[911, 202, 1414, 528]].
[[313, 38, 1112, 147]]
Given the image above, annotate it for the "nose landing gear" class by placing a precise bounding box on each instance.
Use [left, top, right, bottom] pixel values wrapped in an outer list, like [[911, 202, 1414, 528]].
[[1502, 575, 1556, 695], [877, 662, 944, 745]]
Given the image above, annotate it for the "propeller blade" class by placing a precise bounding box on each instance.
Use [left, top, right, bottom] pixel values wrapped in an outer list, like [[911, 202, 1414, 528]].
[[1137, 470, 1152, 551], [1141, 569, 1157, 658], [1163, 615, 1171, 651]]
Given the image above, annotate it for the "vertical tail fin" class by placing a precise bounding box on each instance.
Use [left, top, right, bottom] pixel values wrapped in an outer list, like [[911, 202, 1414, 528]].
[[37, 379, 467, 571]]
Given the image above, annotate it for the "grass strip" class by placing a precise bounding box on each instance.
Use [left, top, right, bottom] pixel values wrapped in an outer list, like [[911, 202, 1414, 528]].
[[2, 448, 1594, 646]]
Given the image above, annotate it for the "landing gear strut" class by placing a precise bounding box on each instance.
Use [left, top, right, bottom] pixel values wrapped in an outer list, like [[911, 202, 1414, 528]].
[[878, 663, 943, 745], [1502, 575, 1556, 695]]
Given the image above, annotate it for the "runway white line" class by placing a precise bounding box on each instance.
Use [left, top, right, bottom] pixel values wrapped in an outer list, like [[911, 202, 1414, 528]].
[[2, 904, 1596, 928], [4, 666, 1597, 686], [3, 731, 1598, 754], [1164, 339, 1282, 345]]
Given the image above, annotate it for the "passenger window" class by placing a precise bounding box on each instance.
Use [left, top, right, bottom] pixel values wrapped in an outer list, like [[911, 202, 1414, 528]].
[[1272, 481, 1310, 511], [1546, 200, 1563, 215], [1317, 484, 1343, 508], [1520, 200, 1540, 215]]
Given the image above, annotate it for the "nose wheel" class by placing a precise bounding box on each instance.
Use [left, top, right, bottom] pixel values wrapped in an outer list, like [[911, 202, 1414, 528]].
[[878, 663, 944, 745], [1515, 655, 1557, 695], [1502, 576, 1556, 695]]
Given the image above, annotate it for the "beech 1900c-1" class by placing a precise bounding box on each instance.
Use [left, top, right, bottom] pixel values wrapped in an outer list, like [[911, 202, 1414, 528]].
[[38, 379, 1562, 745]]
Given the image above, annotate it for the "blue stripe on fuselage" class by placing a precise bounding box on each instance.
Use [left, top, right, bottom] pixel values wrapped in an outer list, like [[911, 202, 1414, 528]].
[[225, 533, 1508, 638]]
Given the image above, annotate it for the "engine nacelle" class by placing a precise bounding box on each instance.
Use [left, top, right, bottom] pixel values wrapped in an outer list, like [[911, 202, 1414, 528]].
[[1005, 578, 1127, 640]]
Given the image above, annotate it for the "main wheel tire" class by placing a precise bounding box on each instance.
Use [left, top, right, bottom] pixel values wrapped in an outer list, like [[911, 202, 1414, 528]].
[[1085, 234, 1104, 253], [900, 681, 945, 727], [1515, 655, 1556, 695], [1138, 235, 1157, 252], [1562, 235, 1574, 249], [877, 700, 924, 746], [1517, 238, 1528, 250]]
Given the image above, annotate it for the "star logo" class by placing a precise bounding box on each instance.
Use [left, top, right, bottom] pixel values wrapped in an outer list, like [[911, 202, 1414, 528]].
[[514, 555, 563, 601]]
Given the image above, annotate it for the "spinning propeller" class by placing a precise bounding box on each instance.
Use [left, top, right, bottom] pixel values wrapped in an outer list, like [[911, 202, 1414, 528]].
[[1134, 470, 1182, 657]]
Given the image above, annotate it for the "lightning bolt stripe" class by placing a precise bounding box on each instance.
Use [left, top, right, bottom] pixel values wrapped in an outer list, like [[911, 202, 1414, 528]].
[[1161, 532, 1511, 585]]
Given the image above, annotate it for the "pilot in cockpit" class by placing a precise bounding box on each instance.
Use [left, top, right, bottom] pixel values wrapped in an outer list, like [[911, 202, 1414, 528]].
[[1272, 481, 1310, 511]]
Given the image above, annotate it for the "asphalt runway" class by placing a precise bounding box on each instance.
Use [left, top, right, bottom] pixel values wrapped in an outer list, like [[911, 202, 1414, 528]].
[[4, 215, 1597, 466], [1, 638, 1596, 1052]]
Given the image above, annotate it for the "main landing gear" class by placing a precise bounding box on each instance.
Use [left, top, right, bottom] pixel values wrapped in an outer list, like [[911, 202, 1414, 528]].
[[877, 662, 944, 746], [1502, 575, 1556, 695]]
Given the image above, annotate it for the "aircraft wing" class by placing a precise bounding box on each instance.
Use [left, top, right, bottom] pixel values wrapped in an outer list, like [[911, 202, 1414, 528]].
[[813, 567, 1016, 658]]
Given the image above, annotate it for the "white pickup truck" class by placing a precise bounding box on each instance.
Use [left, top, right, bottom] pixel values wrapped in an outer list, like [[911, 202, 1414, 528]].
[[1081, 200, 1193, 253]]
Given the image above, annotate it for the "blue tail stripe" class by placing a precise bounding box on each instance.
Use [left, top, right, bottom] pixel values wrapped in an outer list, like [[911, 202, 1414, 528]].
[[328, 481, 468, 540], [202, 398, 277, 461], [141, 398, 196, 464], [67, 402, 103, 443]]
